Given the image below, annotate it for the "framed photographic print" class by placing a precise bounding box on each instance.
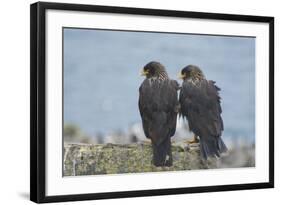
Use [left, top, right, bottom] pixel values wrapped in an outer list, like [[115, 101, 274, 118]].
[[30, 1, 274, 203]]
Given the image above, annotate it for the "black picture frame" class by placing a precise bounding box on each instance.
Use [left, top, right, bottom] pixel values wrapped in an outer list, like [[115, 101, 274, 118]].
[[30, 1, 274, 203]]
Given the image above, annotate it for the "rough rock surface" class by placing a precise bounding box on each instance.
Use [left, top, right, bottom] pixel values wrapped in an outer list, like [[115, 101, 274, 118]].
[[63, 142, 217, 176]]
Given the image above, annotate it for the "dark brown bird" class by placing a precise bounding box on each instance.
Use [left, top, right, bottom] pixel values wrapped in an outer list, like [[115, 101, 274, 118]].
[[178, 65, 227, 159], [139, 61, 179, 166]]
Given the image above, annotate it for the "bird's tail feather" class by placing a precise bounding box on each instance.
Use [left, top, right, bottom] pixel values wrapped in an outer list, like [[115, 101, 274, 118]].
[[200, 136, 227, 159], [152, 137, 172, 167]]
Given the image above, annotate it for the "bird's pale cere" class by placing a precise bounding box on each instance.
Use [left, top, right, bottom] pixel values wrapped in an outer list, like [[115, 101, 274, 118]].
[[178, 71, 186, 80], [141, 69, 149, 76], [140, 61, 168, 80]]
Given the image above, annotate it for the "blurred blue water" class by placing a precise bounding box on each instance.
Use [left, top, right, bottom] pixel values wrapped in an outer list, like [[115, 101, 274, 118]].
[[64, 28, 255, 142]]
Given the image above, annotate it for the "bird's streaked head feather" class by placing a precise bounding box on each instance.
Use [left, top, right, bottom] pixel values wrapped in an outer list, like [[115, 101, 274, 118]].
[[141, 61, 168, 80], [179, 65, 205, 81]]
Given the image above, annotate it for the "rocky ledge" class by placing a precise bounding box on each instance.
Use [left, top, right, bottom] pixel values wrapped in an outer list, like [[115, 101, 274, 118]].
[[63, 142, 218, 176]]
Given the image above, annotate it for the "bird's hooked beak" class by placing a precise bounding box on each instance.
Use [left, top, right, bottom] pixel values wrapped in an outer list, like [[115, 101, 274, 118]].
[[178, 72, 185, 80], [140, 69, 149, 76]]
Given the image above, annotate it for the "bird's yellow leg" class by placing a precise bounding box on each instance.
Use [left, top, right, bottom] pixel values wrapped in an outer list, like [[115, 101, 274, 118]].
[[187, 134, 199, 144]]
